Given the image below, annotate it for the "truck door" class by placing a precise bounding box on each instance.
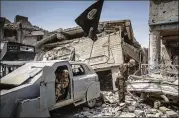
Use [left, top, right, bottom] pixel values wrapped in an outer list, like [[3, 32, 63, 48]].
[[40, 66, 56, 110], [48, 62, 73, 110], [72, 64, 88, 100]]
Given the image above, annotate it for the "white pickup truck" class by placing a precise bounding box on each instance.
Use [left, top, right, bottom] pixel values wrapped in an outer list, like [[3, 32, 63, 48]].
[[0, 60, 101, 117]]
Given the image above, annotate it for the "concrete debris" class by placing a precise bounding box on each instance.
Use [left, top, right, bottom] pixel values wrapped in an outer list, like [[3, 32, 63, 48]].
[[101, 91, 119, 104], [134, 109, 144, 117], [147, 108, 158, 114], [159, 106, 170, 113], [166, 110, 178, 117], [83, 107, 89, 111], [155, 112, 162, 117], [119, 103, 125, 107], [128, 106, 136, 112], [154, 100, 161, 109], [73, 91, 178, 118], [119, 113, 136, 117], [146, 113, 157, 117]]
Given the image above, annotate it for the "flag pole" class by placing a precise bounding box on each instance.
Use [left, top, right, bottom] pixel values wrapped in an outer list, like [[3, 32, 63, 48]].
[[88, 41, 95, 64]]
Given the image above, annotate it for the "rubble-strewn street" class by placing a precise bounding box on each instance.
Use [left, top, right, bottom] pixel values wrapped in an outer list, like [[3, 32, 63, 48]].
[[0, 0, 178, 117], [74, 91, 178, 117], [51, 91, 178, 117]]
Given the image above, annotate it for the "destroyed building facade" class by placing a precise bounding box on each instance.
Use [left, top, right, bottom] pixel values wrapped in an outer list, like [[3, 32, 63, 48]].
[[127, 0, 178, 103], [0, 15, 48, 45], [34, 20, 144, 91], [148, 0, 178, 69]]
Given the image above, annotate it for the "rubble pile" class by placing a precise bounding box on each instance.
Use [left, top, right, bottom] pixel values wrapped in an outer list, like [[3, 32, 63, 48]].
[[73, 91, 178, 117]]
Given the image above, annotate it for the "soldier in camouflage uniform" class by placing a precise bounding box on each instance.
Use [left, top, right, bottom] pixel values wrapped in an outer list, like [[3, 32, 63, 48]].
[[55, 69, 69, 101], [116, 59, 136, 103]]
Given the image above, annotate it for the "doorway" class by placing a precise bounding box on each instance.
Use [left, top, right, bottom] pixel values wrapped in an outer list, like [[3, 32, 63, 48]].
[[96, 70, 113, 91]]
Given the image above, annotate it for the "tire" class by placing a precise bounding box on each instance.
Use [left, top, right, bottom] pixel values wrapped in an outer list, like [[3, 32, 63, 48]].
[[86, 99, 96, 108]]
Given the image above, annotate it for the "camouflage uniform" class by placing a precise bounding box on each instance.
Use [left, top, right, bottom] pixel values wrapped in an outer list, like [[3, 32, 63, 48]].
[[117, 64, 128, 102], [55, 69, 69, 101], [117, 59, 136, 103]]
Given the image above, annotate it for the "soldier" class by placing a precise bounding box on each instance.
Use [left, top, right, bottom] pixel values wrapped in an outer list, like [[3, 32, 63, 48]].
[[116, 59, 136, 103], [128, 59, 136, 75], [55, 69, 69, 101], [117, 63, 127, 103]]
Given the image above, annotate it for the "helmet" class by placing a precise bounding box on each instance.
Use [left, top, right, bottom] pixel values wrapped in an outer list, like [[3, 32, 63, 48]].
[[129, 59, 136, 67]]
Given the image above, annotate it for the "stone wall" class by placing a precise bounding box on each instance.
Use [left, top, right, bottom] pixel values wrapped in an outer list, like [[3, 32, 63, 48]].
[[14, 15, 28, 23], [43, 32, 124, 70], [149, 0, 178, 25], [23, 36, 38, 45]]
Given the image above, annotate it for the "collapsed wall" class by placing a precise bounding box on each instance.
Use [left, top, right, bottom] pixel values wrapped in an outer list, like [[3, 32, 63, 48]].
[[127, 0, 179, 105], [34, 20, 145, 91], [0, 15, 48, 45]]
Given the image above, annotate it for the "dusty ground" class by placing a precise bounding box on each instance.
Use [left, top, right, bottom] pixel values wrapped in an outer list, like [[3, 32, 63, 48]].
[[50, 91, 179, 117], [50, 104, 84, 117]]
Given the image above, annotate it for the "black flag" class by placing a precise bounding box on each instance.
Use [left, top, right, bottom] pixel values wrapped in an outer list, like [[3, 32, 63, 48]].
[[75, 0, 104, 41]]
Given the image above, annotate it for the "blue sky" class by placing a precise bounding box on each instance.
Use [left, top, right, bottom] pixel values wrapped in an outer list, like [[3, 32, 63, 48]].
[[1, 1, 149, 48]]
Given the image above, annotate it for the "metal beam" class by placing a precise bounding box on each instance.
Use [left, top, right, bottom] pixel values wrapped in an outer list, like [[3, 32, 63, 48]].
[[162, 35, 178, 40]]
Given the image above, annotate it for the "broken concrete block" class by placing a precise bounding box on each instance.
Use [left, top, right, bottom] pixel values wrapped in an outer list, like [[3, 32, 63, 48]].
[[134, 109, 144, 116], [128, 106, 136, 112], [126, 96, 134, 101], [104, 112, 112, 116], [125, 100, 131, 105], [114, 113, 120, 117], [146, 114, 156, 117], [81, 111, 92, 116], [101, 104, 107, 108], [122, 107, 129, 112], [83, 107, 89, 111], [151, 108, 158, 113], [120, 113, 136, 117], [155, 113, 161, 117], [154, 100, 161, 109], [95, 101, 102, 107], [146, 108, 158, 114], [159, 106, 170, 113], [166, 110, 178, 117], [119, 103, 125, 107], [131, 101, 137, 106]]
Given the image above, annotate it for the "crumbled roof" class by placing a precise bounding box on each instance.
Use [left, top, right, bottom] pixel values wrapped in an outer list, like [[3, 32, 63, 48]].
[[3, 23, 19, 30], [3, 22, 48, 32]]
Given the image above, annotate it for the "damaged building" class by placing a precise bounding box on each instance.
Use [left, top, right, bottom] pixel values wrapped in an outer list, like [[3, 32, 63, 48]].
[[34, 20, 147, 91], [127, 0, 178, 105], [0, 15, 48, 77], [0, 15, 48, 45]]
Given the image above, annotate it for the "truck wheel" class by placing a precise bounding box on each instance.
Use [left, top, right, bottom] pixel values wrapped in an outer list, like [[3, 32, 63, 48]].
[[87, 99, 96, 108]]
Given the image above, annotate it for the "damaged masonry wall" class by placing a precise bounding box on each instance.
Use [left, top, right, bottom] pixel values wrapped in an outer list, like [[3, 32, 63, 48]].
[[35, 20, 142, 91], [128, 0, 178, 109], [0, 15, 48, 45], [149, 0, 178, 66], [42, 32, 124, 91]]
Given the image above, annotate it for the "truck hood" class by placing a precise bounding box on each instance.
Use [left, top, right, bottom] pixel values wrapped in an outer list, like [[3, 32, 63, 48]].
[[0, 61, 59, 86]]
